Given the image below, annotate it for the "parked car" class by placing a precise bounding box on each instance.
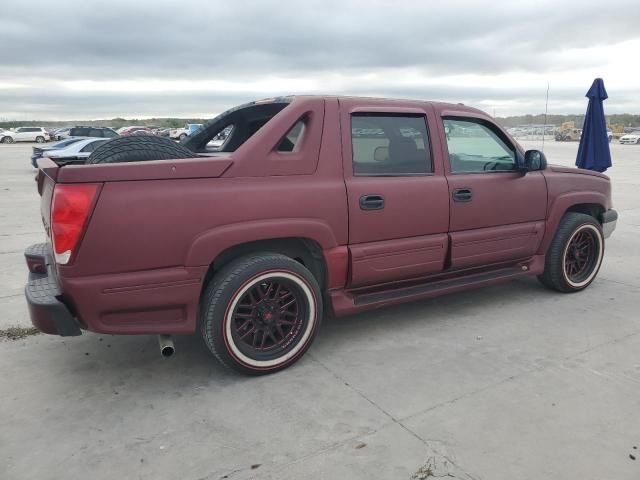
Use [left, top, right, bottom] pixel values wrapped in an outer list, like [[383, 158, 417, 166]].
[[577, 129, 613, 143], [52, 128, 71, 141], [169, 127, 187, 140], [45, 128, 58, 140], [120, 126, 153, 136], [619, 131, 640, 144], [0, 129, 16, 143], [25, 95, 617, 375], [170, 123, 203, 140], [155, 128, 171, 137], [555, 128, 582, 141], [30, 137, 86, 167], [58, 126, 119, 140], [131, 129, 154, 136], [37, 137, 109, 165], [2, 127, 50, 143]]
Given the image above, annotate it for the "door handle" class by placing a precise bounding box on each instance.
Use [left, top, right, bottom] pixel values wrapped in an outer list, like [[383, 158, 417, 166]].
[[452, 188, 472, 202], [359, 194, 385, 211]]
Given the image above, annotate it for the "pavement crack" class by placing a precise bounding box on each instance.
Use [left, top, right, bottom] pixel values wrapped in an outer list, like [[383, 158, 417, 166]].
[[309, 354, 481, 480], [309, 353, 398, 422], [565, 328, 640, 360], [399, 328, 640, 425], [599, 276, 640, 289], [0, 293, 23, 300], [0, 231, 43, 237]]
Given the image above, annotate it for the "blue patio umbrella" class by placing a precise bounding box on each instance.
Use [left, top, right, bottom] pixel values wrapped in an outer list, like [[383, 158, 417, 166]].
[[575, 78, 612, 172]]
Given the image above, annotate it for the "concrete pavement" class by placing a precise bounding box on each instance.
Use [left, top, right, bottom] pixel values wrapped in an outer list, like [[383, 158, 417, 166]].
[[1, 140, 639, 479]]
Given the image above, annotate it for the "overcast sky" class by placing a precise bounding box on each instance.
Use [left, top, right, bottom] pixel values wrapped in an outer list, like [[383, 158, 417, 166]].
[[1, 0, 639, 120]]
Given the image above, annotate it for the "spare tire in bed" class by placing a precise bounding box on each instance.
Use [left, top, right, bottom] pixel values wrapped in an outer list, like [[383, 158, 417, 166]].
[[86, 135, 198, 164]]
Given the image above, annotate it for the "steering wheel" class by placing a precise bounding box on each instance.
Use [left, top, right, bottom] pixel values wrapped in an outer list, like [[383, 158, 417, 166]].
[[483, 161, 498, 171]]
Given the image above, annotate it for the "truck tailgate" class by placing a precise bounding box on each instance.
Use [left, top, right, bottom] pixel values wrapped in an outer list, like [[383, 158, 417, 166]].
[[56, 157, 233, 183]]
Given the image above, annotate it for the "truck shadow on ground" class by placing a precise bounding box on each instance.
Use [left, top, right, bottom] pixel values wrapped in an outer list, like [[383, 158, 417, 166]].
[[37, 276, 556, 387]]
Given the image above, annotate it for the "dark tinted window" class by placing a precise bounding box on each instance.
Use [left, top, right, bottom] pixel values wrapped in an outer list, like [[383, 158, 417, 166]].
[[70, 127, 89, 137], [443, 119, 516, 173], [89, 129, 103, 137], [351, 115, 431, 175], [277, 120, 304, 152], [103, 129, 118, 138]]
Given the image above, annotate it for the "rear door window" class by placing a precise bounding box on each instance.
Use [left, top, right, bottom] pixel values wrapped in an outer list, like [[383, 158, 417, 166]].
[[351, 115, 432, 175]]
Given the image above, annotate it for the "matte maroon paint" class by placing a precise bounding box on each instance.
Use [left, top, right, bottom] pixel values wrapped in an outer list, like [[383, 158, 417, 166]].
[[27, 96, 615, 336]]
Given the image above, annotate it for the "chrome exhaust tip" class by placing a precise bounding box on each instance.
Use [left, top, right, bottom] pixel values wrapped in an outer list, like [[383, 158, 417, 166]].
[[158, 335, 175, 358]]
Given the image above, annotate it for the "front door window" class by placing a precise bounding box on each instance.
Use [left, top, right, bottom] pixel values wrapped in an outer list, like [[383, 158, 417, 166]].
[[443, 119, 516, 173]]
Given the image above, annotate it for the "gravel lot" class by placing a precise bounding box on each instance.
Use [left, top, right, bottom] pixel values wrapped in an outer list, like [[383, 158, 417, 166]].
[[1, 140, 639, 479]]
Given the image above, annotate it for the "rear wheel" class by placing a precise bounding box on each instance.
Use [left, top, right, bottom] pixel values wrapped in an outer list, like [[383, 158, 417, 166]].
[[35, 136, 45, 143], [200, 253, 322, 375], [538, 213, 604, 292], [86, 135, 197, 164], [179, 133, 187, 141]]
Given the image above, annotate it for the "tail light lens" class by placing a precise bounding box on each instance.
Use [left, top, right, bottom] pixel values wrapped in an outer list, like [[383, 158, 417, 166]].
[[51, 184, 99, 264]]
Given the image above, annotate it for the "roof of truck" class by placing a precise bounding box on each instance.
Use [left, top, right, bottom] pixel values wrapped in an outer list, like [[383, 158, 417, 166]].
[[283, 95, 490, 117]]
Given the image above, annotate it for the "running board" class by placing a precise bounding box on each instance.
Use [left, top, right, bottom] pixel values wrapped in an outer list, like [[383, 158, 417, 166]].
[[354, 266, 525, 306]]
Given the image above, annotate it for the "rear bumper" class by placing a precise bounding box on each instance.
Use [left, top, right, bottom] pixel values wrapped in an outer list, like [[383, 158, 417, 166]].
[[24, 243, 81, 336], [602, 209, 618, 239]]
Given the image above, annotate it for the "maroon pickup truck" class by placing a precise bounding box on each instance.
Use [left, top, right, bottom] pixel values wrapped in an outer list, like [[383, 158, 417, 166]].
[[25, 96, 617, 374]]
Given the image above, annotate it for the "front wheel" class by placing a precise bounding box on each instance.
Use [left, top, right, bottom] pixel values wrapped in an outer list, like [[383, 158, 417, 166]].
[[1, 136, 14, 144], [538, 212, 604, 293], [200, 253, 322, 375]]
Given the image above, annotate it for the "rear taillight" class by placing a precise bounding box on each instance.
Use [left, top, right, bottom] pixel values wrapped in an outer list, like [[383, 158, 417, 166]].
[[51, 184, 99, 264]]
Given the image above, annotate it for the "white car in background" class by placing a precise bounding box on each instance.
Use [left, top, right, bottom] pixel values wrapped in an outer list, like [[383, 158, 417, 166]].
[[1, 127, 50, 143], [41, 137, 109, 165], [0, 129, 15, 143], [170, 123, 203, 140], [619, 131, 640, 145]]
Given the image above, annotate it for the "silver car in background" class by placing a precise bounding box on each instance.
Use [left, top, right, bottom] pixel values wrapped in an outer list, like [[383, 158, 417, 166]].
[[38, 137, 109, 165]]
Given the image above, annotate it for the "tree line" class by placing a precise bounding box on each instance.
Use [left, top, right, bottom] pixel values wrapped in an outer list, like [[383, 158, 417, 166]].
[[496, 113, 640, 128], [2, 113, 640, 130], [0, 117, 208, 129]]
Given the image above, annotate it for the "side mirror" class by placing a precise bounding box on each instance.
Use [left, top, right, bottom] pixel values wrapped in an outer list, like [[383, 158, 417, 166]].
[[523, 149, 547, 171]]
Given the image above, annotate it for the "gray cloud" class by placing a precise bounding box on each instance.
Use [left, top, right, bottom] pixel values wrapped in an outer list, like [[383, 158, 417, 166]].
[[1, 0, 639, 118]]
